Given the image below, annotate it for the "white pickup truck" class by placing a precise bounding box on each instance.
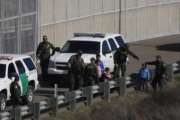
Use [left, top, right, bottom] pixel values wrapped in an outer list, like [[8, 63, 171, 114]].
[[48, 33, 126, 75]]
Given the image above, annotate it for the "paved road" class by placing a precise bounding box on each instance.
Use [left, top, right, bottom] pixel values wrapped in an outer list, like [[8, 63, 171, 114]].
[[127, 34, 180, 74]]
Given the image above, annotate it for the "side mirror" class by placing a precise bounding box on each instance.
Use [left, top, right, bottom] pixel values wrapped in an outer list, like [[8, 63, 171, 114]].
[[9, 73, 18, 80], [54, 47, 61, 52], [52, 47, 61, 56], [11, 77, 15, 81]]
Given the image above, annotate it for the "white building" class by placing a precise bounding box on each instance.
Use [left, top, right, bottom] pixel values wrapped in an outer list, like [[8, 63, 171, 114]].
[[40, 0, 180, 47], [0, 0, 180, 56]]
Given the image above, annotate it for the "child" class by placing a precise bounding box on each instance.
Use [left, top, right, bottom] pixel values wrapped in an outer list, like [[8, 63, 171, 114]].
[[138, 63, 151, 91], [101, 67, 112, 82]]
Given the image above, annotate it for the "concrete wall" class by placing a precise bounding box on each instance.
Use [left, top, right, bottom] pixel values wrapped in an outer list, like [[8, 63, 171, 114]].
[[40, 0, 180, 46]]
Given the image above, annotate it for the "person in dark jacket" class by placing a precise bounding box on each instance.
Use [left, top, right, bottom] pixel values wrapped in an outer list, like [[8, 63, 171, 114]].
[[36, 35, 55, 81], [146, 55, 166, 91], [68, 51, 85, 90], [10, 75, 21, 107], [84, 57, 98, 86], [113, 44, 139, 78]]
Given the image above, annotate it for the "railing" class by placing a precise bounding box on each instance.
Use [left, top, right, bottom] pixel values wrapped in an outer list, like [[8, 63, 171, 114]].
[[0, 62, 179, 120]]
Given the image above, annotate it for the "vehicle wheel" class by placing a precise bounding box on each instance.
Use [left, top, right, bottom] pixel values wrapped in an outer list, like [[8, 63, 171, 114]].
[[0, 93, 6, 111], [27, 86, 34, 103]]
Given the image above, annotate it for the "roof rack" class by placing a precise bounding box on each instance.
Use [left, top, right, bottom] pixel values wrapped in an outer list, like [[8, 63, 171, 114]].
[[74, 33, 105, 38]]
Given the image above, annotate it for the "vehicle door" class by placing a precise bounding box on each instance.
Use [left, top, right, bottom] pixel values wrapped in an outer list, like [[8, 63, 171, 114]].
[[22, 57, 38, 83], [15, 60, 29, 96], [7, 63, 19, 98], [107, 38, 119, 70], [101, 40, 114, 71]]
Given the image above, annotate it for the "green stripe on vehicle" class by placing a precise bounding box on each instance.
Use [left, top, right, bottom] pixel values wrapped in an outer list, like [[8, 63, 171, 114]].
[[19, 73, 28, 95]]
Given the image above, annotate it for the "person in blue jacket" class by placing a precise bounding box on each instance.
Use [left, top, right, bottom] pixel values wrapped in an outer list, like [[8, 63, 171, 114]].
[[138, 63, 151, 91]]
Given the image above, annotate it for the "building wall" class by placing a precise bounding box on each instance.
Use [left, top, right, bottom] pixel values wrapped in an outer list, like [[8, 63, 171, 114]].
[[40, 0, 180, 46]]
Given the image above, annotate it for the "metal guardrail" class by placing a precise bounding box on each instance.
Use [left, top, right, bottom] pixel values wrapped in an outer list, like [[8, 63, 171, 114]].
[[0, 62, 179, 120]]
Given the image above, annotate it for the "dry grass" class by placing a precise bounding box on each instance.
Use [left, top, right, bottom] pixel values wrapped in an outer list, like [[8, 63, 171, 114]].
[[42, 75, 180, 120]]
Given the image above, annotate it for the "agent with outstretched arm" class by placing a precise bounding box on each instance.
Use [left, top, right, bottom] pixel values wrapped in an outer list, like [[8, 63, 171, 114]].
[[146, 55, 166, 91]]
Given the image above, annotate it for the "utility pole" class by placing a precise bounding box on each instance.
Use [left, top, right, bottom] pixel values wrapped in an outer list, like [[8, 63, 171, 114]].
[[119, 0, 121, 34]]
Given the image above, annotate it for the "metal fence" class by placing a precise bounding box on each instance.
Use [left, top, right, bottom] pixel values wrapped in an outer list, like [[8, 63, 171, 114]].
[[0, 0, 38, 57]]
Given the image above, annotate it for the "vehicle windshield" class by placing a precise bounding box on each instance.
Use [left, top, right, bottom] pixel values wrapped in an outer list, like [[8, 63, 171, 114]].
[[0, 64, 6, 78], [61, 41, 100, 54]]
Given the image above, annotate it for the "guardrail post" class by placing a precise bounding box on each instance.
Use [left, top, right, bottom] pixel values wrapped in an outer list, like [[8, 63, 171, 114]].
[[51, 97, 58, 116], [54, 84, 58, 98], [167, 64, 174, 81], [104, 82, 110, 102], [83, 86, 93, 106], [14, 107, 22, 120], [51, 83, 58, 116], [117, 77, 126, 96], [32, 102, 40, 120], [66, 91, 76, 111]]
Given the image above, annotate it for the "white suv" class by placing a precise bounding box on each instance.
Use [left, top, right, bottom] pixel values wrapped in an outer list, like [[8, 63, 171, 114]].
[[48, 33, 126, 75], [0, 54, 39, 111]]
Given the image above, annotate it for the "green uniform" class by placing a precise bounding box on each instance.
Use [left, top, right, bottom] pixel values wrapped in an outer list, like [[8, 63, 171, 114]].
[[36, 41, 55, 80], [113, 46, 139, 77], [10, 81, 21, 106], [36, 41, 55, 61], [146, 60, 166, 90], [84, 63, 97, 86], [68, 55, 84, 90], [113, 48, 128, 77]]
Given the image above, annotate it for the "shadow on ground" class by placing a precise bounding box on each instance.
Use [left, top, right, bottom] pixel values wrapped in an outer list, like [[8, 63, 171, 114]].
[[157, 43, 180, 52]]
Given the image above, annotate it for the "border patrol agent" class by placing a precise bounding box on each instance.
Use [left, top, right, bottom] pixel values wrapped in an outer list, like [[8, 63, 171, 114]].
[[36, 35, 55, 81], [10, 74, 21, 107], [84, 57, 97, 86], [68, 51, 85, 90], [114, 44, 139, 77], [146, 55, 166, 91]]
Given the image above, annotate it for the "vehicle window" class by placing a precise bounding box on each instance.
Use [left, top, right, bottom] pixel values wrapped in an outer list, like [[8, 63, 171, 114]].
[[23, 58, 35, 71], [102, 41, 111, 54], [15, 61, 25, 74], [61, 41, 100, 54], [0, 64, 6, 78], [108, 38, 118, 51], [115, 36, 125, 47], [8, 63, 17, 78]]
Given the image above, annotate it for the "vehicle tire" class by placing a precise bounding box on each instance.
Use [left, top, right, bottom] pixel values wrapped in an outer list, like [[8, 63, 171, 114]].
[[0, 93, 6, 111], [27, 85, 34, 103]]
